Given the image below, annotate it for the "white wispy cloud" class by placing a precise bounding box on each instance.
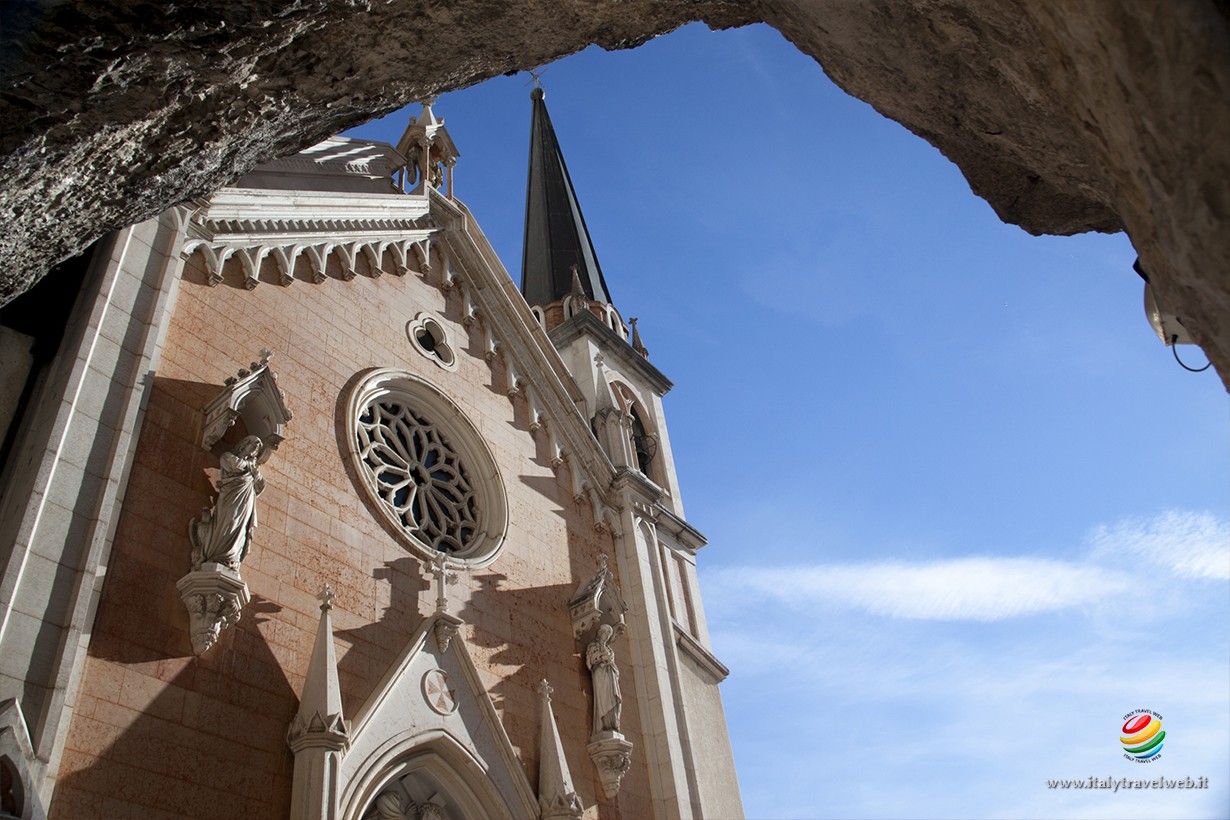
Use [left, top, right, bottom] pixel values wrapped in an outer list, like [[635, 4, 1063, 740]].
[[1088, 509, 1229, 580], [718, 557, 1132, 621], [709, 508, 1230, 819], [705, 510, 1228, 623]]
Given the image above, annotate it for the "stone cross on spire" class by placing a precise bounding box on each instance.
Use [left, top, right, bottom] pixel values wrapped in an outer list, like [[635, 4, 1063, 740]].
[[317, 582, 336, 611]]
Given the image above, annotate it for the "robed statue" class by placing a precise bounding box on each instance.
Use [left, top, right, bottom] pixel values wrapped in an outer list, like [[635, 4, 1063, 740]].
[[190, 435, 266, 570], [586, 623, 622, 736]]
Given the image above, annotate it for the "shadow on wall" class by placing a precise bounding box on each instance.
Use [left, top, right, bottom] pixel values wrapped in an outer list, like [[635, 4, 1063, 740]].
[[333, 555, 430, 716], [44, 372, 304, 817], [52, 593, 296, 818]]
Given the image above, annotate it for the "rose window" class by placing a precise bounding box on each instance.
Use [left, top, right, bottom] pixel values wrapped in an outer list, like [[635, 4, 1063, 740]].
[[356, 401, 478, 553], [346, 369, 507, 566]]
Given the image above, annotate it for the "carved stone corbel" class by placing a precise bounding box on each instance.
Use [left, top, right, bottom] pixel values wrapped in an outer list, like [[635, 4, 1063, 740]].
[[586, 734, 634, 801], [433, 613, 462, 654], [175, 563, 250, 654], [429, 552, 462, 653]]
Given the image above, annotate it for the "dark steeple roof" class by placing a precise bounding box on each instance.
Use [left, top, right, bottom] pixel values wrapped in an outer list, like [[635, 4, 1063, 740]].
[[520, 87, 613, 307]]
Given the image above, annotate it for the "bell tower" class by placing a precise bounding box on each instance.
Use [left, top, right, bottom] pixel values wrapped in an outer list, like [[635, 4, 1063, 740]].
[[518, 87, 743, 818], [518, 86, 686, 511]]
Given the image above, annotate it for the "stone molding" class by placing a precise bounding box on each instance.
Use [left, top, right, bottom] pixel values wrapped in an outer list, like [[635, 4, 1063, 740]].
[[652, 503, 707, 554], [430, 192, 626, 534], [183, 186, 436, 287], [548, 310, 672, 397], [673, 625, 729, 683]]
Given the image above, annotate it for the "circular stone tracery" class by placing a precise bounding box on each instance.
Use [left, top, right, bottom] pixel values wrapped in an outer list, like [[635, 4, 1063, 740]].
[[356, 401, 478, 553], [347, 369, 507, 566]]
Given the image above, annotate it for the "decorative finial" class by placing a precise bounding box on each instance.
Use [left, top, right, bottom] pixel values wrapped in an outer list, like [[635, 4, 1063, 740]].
[[317, 583, 336, 611], [569, 264, 587, 301], [593, 352, 605, 371], [538, 678, 554, 700], [628, 317, 648, 359], [527, 69, 546, 91], [598, 554, 608, 572]]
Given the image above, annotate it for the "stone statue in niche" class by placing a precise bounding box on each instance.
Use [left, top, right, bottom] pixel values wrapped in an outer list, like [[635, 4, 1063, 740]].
[[586, 623, 623, 735], [190, 435, 267, 570], [571, 554, 634, 798], [374, 791, 403, 820], [367, 788, 448, 820]]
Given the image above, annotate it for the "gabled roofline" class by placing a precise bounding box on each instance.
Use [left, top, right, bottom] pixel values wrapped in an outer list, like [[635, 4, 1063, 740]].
[[428, 189, 622, 508]]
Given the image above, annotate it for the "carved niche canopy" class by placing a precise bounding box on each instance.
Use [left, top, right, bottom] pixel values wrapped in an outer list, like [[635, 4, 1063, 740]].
[[568, 554, 627, 639], [201, 348, 293, 450]]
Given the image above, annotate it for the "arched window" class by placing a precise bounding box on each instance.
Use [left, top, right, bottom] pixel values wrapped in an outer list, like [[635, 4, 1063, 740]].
[[344, 739, 530, 820], [629, 405, 657, 480], [0, 756, 22, 819]]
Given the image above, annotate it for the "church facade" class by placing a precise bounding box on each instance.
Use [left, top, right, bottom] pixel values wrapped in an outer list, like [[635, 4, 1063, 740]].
[[0, 92, 742, 819]]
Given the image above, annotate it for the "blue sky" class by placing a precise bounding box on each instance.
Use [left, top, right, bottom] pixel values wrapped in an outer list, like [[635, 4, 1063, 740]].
[[346, 22, 1230, 820]]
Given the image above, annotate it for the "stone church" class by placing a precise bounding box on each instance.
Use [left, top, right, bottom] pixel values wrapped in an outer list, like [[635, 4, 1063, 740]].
[[0, 89, 741, 819]]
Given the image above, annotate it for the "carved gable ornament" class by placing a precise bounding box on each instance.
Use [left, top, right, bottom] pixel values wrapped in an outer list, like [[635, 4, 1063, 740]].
[[201, 348, 293, 451], [567, 554, 627, 638]]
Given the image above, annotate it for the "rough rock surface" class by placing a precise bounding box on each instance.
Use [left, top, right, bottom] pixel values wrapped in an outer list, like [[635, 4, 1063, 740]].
[[1, 1, 1228, 384]]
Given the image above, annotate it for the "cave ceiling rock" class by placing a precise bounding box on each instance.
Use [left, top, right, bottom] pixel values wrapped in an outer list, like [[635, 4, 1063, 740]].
[[1, 0, 1227, 385]]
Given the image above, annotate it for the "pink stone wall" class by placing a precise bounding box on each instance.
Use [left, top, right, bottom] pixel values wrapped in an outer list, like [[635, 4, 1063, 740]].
[[52, 246, 652, 818]]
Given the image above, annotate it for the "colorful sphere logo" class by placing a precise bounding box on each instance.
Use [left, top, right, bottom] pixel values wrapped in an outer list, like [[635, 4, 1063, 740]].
[[1120, 713, 1165, 760]]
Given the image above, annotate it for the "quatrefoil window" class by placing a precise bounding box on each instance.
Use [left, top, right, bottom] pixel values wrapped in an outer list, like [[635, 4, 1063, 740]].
[[407, 313, 457, 371], [347, 369, 507, 566]]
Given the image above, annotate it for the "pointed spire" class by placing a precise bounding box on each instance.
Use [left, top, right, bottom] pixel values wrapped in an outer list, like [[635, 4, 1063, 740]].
[[537, 679, 583, 820], [293, 584, 346, 736], [287, 585, 349, 820], [521, 87, 612, 308], [628, 317, 648, 359], [569, 265, 588, 306], [592, 353, 619, 416]]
